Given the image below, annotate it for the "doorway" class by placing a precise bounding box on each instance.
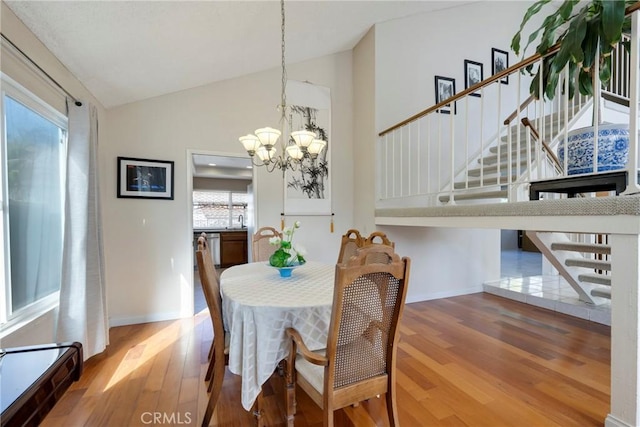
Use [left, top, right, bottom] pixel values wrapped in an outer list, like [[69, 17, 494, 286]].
[[188, 151, 255, 313], [500, 229, 542, 278]]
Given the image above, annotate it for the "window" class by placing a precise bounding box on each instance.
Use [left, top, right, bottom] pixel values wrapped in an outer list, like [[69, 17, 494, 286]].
[[1, 77, 67, 326], [193, 190, 248, 229]]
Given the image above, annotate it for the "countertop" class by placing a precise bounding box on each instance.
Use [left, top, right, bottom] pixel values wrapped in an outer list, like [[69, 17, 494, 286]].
[[193, 228, 248, 234]]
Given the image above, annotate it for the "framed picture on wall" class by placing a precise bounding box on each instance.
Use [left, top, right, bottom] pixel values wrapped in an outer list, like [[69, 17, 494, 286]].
[[464, 60, 483, 97], [117, 156, 174, 199], [492, 48, 509, 84], [434, 75, 456, 114]]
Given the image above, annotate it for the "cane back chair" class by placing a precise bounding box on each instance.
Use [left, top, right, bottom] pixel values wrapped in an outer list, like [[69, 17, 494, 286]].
[[337, 229, 396, 265], [285, 244, 411, 426], [252, 226, 282, 262], [336, 229, 364, 264]]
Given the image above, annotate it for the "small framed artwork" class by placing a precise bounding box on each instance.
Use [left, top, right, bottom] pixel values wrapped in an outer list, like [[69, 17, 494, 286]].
[[434, 75, 456, 114], [117, 156, 174, 200], [464, 60, 483, 97], [492, 48, 509, 84]]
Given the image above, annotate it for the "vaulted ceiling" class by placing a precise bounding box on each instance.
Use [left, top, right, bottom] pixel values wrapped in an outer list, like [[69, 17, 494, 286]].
[[5, 0, 476, 109]]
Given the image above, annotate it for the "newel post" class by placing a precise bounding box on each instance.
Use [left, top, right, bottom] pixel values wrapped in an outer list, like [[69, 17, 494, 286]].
[[606, 233, 640, 427], [623, 10, 640, 195]]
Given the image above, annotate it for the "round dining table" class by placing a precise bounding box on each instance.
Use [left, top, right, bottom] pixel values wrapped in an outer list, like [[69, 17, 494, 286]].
[[220, 260, 335, 411]]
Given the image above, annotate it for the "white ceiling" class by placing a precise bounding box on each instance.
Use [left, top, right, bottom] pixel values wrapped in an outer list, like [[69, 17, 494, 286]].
[[5, 0, 476, 109], [192, 154, 253, 179]]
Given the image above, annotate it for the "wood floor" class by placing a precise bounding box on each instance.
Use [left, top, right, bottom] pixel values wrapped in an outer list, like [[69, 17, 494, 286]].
[[41, 293, 610, 426]]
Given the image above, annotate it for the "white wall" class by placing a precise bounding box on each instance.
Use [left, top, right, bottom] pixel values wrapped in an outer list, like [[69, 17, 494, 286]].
[[375, 1, 536, 131], [0, 310, 56, 347], [104, 52, 354, 326], [193, 177, 251, 192], [353, 27, 377, 235], [501, 229, 519, 250], [381, 226, 501, 302]]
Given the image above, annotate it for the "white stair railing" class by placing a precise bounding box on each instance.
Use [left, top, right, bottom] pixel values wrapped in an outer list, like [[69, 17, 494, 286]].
[[377, 7, 639, 208]]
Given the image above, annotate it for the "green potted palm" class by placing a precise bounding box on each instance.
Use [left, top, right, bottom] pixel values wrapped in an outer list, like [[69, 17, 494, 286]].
[[511, 0, 636, 174], [512, 0, 634, 100]]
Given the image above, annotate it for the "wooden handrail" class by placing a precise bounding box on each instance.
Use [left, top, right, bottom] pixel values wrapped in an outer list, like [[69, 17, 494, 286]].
[[379, 1, 640, 137], [504, 95, 536, 125], [521, 117, 563, 173], [378, 46, 557, 136]]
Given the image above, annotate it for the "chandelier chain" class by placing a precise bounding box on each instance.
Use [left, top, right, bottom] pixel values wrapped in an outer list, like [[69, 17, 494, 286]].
[[238, 0, 326, 175], [280, 0, 287, 122]]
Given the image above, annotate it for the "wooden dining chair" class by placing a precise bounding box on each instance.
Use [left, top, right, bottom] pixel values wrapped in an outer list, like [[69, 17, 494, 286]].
[[363, 231, 396, 264], [252, 226, 282, 262], [196, 234, 223, 388], [364, 231, 395, 248], [338, 229, 395, 265], [196, 234, 228, 426], [336, 229, 364, 264], [285, 245, 411, 427]]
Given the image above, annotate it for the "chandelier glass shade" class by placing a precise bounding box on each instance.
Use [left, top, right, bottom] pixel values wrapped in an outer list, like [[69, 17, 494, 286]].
[[238, 0, 327, 174]]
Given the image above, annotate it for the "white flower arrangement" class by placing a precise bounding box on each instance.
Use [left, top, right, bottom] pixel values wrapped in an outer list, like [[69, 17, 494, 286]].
[[268, 221, 306, 267]]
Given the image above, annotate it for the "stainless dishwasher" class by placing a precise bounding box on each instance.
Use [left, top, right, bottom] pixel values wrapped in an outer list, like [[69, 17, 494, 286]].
[[207, 233, 221, 267]]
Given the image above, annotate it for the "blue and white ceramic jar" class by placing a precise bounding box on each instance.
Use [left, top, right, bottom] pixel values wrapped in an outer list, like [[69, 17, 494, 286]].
[[557, 123, 629, 175]]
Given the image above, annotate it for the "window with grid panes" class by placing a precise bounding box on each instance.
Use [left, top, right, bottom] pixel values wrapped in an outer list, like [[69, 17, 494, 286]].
[[193, 190, 248, 229]]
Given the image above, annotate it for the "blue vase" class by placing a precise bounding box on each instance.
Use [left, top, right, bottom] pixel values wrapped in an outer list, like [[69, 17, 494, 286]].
[[270, 262, 304, 278], [557, 124, 629, 175], [278, 267, 294, 278]]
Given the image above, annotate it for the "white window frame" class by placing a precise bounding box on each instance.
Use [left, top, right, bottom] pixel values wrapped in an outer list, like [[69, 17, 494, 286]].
[[0, 73, 68, 331], [193, 190, 248, 229]]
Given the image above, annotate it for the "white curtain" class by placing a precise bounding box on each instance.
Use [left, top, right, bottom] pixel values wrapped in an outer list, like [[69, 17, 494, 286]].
[[56, 99, 108, 360]]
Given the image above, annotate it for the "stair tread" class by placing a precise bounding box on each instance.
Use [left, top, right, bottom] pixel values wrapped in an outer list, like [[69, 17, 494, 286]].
[[489, 141, 536, 154], [480, 150, 538, 165], [468, 160, 530, 176], [500, 126, 567, 143], [551, 242, 611, 255], [491, 141, 543, 152], [439, 190, 508, 203], [500, 109, 582, 142], [454, 176, 518, 189], [565, 258, 611, 270], [578, 273, 612, 286], [591, 288, 611, 299]]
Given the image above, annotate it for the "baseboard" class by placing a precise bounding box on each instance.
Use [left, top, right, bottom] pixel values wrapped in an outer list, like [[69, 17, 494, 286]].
[[109, 311, 185, 328], [606, 414, 635, 427], [405, 286, 483, 304]]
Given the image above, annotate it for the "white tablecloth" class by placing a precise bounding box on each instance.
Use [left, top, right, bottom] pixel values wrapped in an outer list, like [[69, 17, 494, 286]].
[[220, 261, 335, 411]]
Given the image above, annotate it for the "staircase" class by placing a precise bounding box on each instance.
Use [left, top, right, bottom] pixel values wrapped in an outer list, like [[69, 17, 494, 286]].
[[375, 22, 637, 309], [526, 231, 611, 304], [438, 104, 586, 204], [377, 26, 637, 209]]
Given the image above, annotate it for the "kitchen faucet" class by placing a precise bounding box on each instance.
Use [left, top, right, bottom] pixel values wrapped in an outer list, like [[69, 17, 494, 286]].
[[239, 214, 244, 228]]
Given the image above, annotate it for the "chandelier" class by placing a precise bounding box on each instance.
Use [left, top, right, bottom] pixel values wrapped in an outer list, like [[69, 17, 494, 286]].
[[238, 0, 327, 174]]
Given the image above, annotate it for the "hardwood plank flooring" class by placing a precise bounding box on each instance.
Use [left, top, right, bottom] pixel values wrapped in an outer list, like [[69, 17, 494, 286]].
[[41, 293, 610, 426]]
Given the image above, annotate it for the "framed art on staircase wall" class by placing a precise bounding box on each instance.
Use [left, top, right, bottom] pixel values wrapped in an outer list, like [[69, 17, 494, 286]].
[[435, 75, 456, 114], [464, 60, 483, 97], [492, 48, 509, 85]]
